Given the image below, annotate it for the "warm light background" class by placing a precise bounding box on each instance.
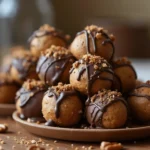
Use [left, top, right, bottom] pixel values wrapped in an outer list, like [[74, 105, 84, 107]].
[[0, 0, 150, 58]]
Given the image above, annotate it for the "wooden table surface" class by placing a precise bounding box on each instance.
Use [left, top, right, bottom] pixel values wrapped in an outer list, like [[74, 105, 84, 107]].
[[0, 116, 150, 150]]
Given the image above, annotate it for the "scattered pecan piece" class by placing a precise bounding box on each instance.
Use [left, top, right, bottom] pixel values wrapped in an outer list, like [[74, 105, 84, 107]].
[[100, 141, 123, 150]]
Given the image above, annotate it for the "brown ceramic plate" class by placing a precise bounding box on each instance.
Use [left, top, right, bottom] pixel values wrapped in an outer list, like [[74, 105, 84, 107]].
[[13, 111, 150, 142], [0, 104, 16, 116]]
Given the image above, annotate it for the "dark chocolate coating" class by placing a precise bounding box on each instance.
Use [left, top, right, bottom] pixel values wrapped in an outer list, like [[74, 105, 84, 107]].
[[36, 55, 75, 86], [77, 30, 115, 60], [86, 96, 127, 127], [16, 86, 47, 118], [12, 58, 37, 80], [46, 88, 78, 118]]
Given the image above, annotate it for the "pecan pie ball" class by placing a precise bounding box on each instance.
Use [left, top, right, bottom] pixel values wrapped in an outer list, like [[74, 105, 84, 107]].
[[16, 79, 47, 119], [70, 54, 114, 96], [0, 73, 20, 104], [36, 45, 75, 86], [10, 50, 39, 84], [112, 57, 137, 93], [86, 90, 128, 128], [70, 25, 115, 61], [128, 81, 150, 122], [0, 46, 24, 74], [29, 24, 70, 56], [42, 83, 83, 127]]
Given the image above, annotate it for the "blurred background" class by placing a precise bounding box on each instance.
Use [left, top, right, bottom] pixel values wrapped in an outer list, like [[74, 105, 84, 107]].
[[0, 0, 150, 59]]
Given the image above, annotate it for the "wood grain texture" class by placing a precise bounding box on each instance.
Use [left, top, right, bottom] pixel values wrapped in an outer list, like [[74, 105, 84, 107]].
[[0, 117, 149, 150]]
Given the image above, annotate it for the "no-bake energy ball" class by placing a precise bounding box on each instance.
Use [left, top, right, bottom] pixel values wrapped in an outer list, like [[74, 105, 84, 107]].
[[70, 25, 115, 61], [42, 83, 83, 127], [10, 50, 39, 84], [16, 79, 47, 119], [0, 73, 20, 104], [128, 81, 150, 122], [36, 45, 75, 86], [86, 90, 128, 128], [0, 46, 24, 74], [112, 57, 137, 93], [70, 54, 114, 96], [29, 24, 70, 56]]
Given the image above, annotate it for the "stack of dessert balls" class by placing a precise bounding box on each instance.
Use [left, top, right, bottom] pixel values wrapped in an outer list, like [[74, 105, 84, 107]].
[[0, 24, 150, 128]]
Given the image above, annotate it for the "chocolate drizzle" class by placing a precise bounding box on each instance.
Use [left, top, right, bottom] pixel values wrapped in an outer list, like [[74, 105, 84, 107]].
[[129, 82, 150, 100], [16, 86, 47, 108], [46, 88, 77, 118], [112, 73, 122, 91], [86, 64, 113, 104], [70, 58, 114, 104], [86, 94, 127, 127], [113, 63, 137, 79], [77, 29, 115, 60], [28, 30, 68, 44], [12, 58, 37, 80], [36, 55, 75, 85], [112, 63, 137, 93]]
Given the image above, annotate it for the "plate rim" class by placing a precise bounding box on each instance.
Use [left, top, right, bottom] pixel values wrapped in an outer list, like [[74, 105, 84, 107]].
[[12, 111, 150, 133]]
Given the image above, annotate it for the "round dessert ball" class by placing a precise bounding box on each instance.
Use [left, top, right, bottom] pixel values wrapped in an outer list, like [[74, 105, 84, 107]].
[[36, 45, 75, 86], [127, 81, 150, 122], [29, 24, 70, 57], [0, 46, 25, 74], [70, 54, 114, 96], [112, 57, 137, 93], [10, 50, 39, 84], [42, 83, 83, 127], [0, 73, 20, 104], [70, 25, 115, 61], [16, 79, 47, 119], [86, 90, 128, 129]]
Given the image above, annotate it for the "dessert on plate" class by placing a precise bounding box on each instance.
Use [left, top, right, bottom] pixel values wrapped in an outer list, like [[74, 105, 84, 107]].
[[112, 57, 137, 93], [29, 24, 70, 57], [0, 73, 20, 104], [16, 79, 47, 120], [42, 83, 83, 127], [10, 50, 39, 84], [70, 25, 115, 61], [128, 80, 150, 122], [70, 54, 113, 96], [36, 45, 75, 86], [0, 23, 148, 130], [86, 90, 128, 128]]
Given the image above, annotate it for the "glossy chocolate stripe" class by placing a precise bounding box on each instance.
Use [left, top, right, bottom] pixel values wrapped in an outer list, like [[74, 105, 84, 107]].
[[77, 29, 115, 60], [47, 89, 77, 118]]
